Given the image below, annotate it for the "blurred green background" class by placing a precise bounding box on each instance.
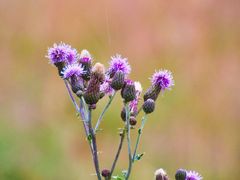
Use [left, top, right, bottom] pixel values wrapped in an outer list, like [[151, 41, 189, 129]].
[[0, 0, 239, 179]]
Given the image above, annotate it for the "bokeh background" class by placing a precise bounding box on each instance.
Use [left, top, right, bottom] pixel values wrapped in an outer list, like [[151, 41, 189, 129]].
[[0, 0, 240, 179]]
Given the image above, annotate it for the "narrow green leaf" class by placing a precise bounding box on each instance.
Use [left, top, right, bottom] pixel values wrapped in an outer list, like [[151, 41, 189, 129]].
[[134, 153, 145, 161], [121, 170, 128, 177], [87, 134, 93, 142], [112, 175, 124, 180]]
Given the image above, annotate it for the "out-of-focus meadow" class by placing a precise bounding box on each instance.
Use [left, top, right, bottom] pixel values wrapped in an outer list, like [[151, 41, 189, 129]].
[[0, 0, 240, 179]]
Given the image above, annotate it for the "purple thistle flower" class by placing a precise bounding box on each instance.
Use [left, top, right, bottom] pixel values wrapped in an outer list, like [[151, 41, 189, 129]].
[[134, 81, 142, 98], [125, 79, 134, 85], [66, 47, 79, 64], [129, 81, 142, 114], [46, 42, 78, 64], [100, 76, 114, 96], [151, 69, 174, 90], [62, 63, 85, 79], [129, 99, 138, 115], [80, 49, 92, 63], [186, 171, 203, 180], [108, 54, 131, 77]]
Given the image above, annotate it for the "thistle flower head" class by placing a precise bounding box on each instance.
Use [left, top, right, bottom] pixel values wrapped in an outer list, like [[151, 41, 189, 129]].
[[84, 63, 106, 105], [80, 49, 92, 63], [100, 76, 114, 96], [46, 42, 78, 64], [175, 169, 187, 180], [134, 81, 142, 94], [186, 171, 203, 180], [66, 47, 79, 64], [155, 168, 167, 177], [110, 71, 125, 90], [121, 79, 136, 102], [129, 81, 142, 114], [62, 63, 85, 79], [125, 79, 134, 85], [143, 99, 155, 114], [92, 63, 105, 75], [108, 54, 131, 77], [129, 99, 138, 115], [154, 168, 168, 180], [151, 70, 174, 90], [134, 81, 143, 100], [101, 169, 110, 178]]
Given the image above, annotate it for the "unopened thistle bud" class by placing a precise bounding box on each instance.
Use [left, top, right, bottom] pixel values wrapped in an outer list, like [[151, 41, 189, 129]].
[[84, 63, 105, 104], [120, 107, 136, 122], [100, 75, 114, 97], [175, 169, 187, 180], [101, 169, 110, 178], [121, 107, 126, 121], [155, 168, 168, 180], [143, 99, 155, 114], [79, 49, 92, 80], [130, 116, 137, 126], [121, 80, 136, 103], [110, 71, 125, 90], [92, 63, 105, 83]]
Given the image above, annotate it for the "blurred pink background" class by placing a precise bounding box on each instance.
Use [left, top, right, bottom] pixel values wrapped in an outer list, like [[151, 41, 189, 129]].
[[0, 0, 239, 179]]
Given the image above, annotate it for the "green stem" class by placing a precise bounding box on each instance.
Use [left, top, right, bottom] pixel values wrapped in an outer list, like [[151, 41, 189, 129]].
[[109, 129, 126, 178], [88, 109, 102, 180], [94, 91, 116, 134], [64, 80, 80, 112], [64, 80, 93, 154], [132, 114, 147, 162], [80, 96, 89, 120], [125, 103, 132, 180]]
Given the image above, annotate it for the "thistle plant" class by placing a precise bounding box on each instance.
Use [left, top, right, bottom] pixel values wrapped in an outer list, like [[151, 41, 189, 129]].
[[45, 42, 202, 180]]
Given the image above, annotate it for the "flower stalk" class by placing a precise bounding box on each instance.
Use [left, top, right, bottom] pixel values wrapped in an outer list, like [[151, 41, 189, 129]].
[[109, 129, 126, 178], [125, 103, 132, 180], [88, 108, 102, 180], [132, 114, 147, 162], [94, 91, 117, 134]]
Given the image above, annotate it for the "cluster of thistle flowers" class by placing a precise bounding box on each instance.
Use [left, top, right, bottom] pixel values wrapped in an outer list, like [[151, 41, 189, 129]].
[[46, 42, 174, 113], [155, 168, 202, 180], [46, 42, 201, 180]]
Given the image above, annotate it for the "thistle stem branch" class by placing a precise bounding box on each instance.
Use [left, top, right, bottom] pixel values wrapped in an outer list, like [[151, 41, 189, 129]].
[[94, 91, 116, 134], [125, 103, 132, 180], [132, 114, 147, 162], [88, 109, 102, 180], [109, 129, 126, 178], [64, 80, 80, 112], [64, 80, 94, 156]]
